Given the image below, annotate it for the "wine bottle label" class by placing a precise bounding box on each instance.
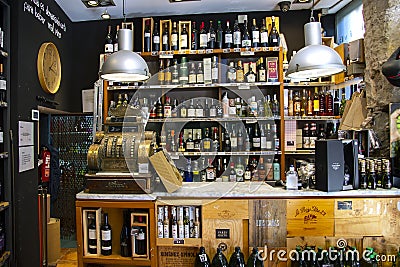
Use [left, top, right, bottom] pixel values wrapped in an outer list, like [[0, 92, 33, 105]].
[[186, 142, 195, 150], [200, 34, 208, 48], [89, 245, 96, 249], [172, 225, 178, 238], [180, 108, 187, 117], [227, 71, 236, 82], [233, 32, 241, 45], [101, 230, 111, 241], [184, 225, 190, 238], [209, 108, 217, 117], [158, 72, 165, 83], [229, 106, 236, 115], [236, 168, 244, 177], [171, 34, 178, 46], [253, 138, 261, 147], [252, 31, 260, 43], [189, 74, 197, 84], [158, 223, 164, 238], [164, 225, 170, 238], [187, 108, 196, 117], [196, 73, 204, 83], [104, 44, 113, 53], [303, 137, 310, 148], [102, 245, 111, 251], [194, 225, 199, 238], [242, 39, 251, 47], [137, 232, 145, 240], [236, 70, 244, 82], [309, 137, 317, 148], [294, 102, 301, 114], [225, 34, 233, 44], [261, 137, 267, 149], [211, 68, 218, 81], [165, 72, 172, 82], [259, 70, 266, 82], [199, 254, 208, 262], [179, 76, 189, 82], [244, 171, 251, 180], [195, 109, 204, 117], [178, 225, 184, 238], [266, 140, 273, 150], [261, 32, 268, 43], [89, 229, 96, 239], [162, 35, 168, 45], [164, 106, 172, 117], [113, 43, 118, 52], [202, 140, 211, 150], [153, 36, 160, 44], [144, 33, 151, 38]]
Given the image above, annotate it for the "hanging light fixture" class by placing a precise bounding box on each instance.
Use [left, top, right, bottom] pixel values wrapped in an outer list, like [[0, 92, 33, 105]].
[[99, 0, 150, 82], [286, 1, 345, 80]]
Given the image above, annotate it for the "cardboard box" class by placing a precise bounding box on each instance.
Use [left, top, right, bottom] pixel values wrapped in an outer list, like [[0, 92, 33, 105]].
[[47, 218, 61, 264], [149, 150, 182, 193]]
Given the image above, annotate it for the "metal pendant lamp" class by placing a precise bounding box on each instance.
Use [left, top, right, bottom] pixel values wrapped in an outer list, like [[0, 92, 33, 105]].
[[99, 0, 150, 82], [286, 3, 345, 80]]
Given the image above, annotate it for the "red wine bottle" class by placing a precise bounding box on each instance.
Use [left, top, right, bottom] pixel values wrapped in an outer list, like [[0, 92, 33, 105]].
[[101, 213, 112, 256]]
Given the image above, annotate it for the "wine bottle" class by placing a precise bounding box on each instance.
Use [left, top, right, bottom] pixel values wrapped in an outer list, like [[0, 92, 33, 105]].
[[197, 62, 204, 84], [202, 128, 212, 152], [135, 221, 146, 255], [179, 57, 189, 84], [216, 20, 224, 49], [258, 57, 266, 82], [236, 157, 244, 182], [241, 20, 251, 49], [101, 213, 112, 256], [164, 59, 172, 85], [184, 207, 190, 238], [207, 20, 216, 49], [158, 59, 165, 85], [368, 160, 377, 189], [180, 23, 189, 50], [191, 21, 198, 50], [189, 62, 197, 84], [144, 21, 151, 52], [171, 21, 178, 51], [236, 60, 244, 83], [212, 247, 229, 267], [224, 20, 233, 49], [193, 207, 201, 238], [212, 56, 219, 83], [171, 59, 179, 84], [195, 247, 211, 267], [251, 18, 260, 48], [171, 206, 178, 238], [163, 206, 170, 238], [247, 247, 264, 267], [152, 22, 160, 51], [157, 206, 164, 238], [193, 161, 201, 182], [162, 23, 170, 51], [113, 25, 120, 52], [178, 207, 184, 238], [104, 25, 114, 53], [229, 247, 245, 267], [120, 211, 131, 257], [199, 22, 208, 49], [359, 159, 367, 189], [260, 19, 268, 47], [88, 212, 97, 254], [383, 159, 392, 189], [233, 20, 241, 48], [268, 16, 280, 47]]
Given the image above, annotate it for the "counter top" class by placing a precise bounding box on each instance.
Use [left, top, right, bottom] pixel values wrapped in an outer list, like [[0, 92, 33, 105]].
[[76, 182, 400, 201]]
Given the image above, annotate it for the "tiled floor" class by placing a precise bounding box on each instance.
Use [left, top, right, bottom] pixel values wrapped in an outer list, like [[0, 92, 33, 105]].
[[51, 248, 77, 267]]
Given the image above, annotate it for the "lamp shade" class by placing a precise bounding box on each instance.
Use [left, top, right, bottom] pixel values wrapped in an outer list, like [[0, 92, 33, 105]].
[[100, 29, 150, 82], [286, 21, 346, 80]]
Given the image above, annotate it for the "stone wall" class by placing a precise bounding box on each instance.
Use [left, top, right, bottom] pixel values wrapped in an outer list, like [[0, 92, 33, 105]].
[[362, 0, 400, 156]]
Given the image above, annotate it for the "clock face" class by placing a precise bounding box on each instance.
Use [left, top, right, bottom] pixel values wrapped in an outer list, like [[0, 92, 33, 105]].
[[37, 42, 61, 94]]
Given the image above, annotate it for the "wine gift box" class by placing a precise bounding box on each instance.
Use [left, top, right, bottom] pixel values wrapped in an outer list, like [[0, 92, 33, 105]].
[[131, 212, 150, 259], [82, 208, 102, 256], [178, 21, 191, 51], [266, 16, 280, 35], [142, 17, 154, 53], [160, 20, 172, 51]]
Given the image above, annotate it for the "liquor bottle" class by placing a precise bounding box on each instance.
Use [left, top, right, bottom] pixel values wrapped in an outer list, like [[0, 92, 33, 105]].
[[113, 25, 120, 52], [319, 88, 326, 116], [195, 247, 211, 267], [212, 56, 219, 83], [260, 19, 268, 47], [208, 20, 216, 49], [309, 123, 318, 149], [339, 92, 347, 116], [193, 161, 201, 182], [224, 20, 233, 49], [368, 160, 377, 189], [240, 98, 247, 116], [104, 25, 113, 53], [265, 123, 273, 150], [222, 92, 229, 118], [258, 157, 266, 181], [317, 124, 326, 140], [180, 100, 187, 118], [179, 57, 189, 84], [307, 89, 314, 116], [273, 158, 280, 181], [268, 16, 280, 47], [199, 22, 208, 49], [229, 162, 237, 182], [143, 21, 152, 52], [186, 131, 195, 152], [235, 97, 242, 116], [264, 95, 273, 117], [227, 61, 236, 83], [157, 206, 164, 238], [333, 91, 340, 116], [230, 124, 238, 152], [236, 60, 245, 82], [375, 159, 383, 188], [223, 124, 231, 152], [206, 158, 216, 182], [252, 125, 261, 151], [88, 212, 97, 254], [212, 247, 229, 267], [251, 18, 260, 48], [184, 159, 193, 182], [383, 159, 392, 189], [192, 207, 201, 238], [101, 213, 112, 256], [178, 207, 184, 238], [180, 23, 189, 50], [245, 127, 251, 151], [286, 165, 298, 190], [171, 59, 179, 84], [260, 124, 267, 150], [170, 130, 177, 152], [191, 22, 198, 50], [244, 158, 252, 181], [163, 96, 172, 118], [313, 88, 320, 116], [162, 59, 171, 85], [272, 124, 279, 151], [188, 99, 196, 118], [162, 23, 170, 51], [359, 159, 367, 189], [216, 20, 224, 49], [197, 62, 204, 84], [212, 127, 220, 152], [195, 99, 204, 118], [325, 90, 334, 116], [171, 207, 178, 238], [245, 66, 256, 83], [288, 91, 294, 116], [171, 98, 178, 118], [152, 22, 160, 51], [163, 206, 170, 238], [149, 100, 157, 119], [272, 94, 279, 116], [241, 20, 251, 49], [201, 128, 212, 152], [120, 211, 131, 257], [247, 247, 264, 267], [189, 62, 197, 84], [237, 127, 244, 151], [208, 99, 216, 118], [194, 131, 202, 152], [155, 98, 163, 119], [293, 91, 301, 117], [300, 89, 307, 117], [258, 57, 266, 82], [233, 20, 241, 49], [229, 247, 245, 267], [236, 157, 245, 182]]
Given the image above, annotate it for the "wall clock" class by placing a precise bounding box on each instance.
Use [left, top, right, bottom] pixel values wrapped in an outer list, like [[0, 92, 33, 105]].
[[37, 42, 62, 94]]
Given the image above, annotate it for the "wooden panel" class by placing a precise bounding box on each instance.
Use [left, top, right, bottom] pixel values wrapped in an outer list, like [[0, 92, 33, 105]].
[[333, 43, 348, 84], [249, 199, 287, 248], [202, 218, 248, 262], [363, 237, 399, 267], [334, 199, 384, 236], [250, 246, 287, 267], [287, 237, 326, 252], [382, 198, 400, 238], [202, 200, 249, 220], [325, 237, 363, 254], [287, 199, 334, 237], [158, 246, 198, 267], [156, 238, 202, 247]]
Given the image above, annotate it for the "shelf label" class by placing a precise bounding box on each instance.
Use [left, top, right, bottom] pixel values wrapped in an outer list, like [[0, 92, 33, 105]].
[[206, 49, 214, 54], [179, 50, 190, 54], [151, 51, 159, 56], [240, 51, 255, 56], [198, 49, 206, 54], [262, 47, 269, 52], [159, 54, 173, 59], [253, 47, 261, 52], [173, 239, 185, 245], [216, 229, 230, 239], [238, 84, 250, 90], [222, 48, 230, 53], [233, 48, 241, 53], [189, 50, 197, 54]]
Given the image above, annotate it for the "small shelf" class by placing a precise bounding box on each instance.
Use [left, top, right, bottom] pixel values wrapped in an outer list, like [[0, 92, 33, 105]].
[[0, 251, 10, 266], [157, 238, 202, 247], [83, 253, 151, 266], [284, 81, 334, 87], [147, 116, 279, 123], [285, 150, 315, 155], [0, 202, 9, 213], [329, 76, 364, 90], [284, 116, 341, 121], [168, 151, 279, 157]]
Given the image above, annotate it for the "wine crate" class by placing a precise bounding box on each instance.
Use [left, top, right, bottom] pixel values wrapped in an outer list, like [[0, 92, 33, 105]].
[[333, 43, 348, 84], [202, 199, 249, 220], [178, 21, 191, 51], [248, 199, 287, 248], [334, 198, 384, 236], [325, 237, 363, 254], [160, 19, 172, 51], [82, 208, 102, 256], [158, 246, 198, 267], [142, 17, 154, 53], [131, 212, 150, 259], [382, 198, 400, 238], [249, 246, 287, 267], [286, 199, 334, 237], [363, 237, 400, 262], [286, 236, 326, 252], [266, 16, 280, 35], [322, 37, 334, 48]]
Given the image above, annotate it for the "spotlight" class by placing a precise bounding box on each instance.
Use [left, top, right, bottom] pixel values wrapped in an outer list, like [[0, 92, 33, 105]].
[[101, 9, 111, 19], [87, 0, 98, 6], [278, 1, 291, 12]]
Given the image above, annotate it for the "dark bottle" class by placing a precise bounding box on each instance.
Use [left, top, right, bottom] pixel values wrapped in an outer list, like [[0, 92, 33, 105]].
[[88, 212, 97, 254], [325, 91, 334, 116], [180, 23, 189, 50], [260, 19, 268, 47], [155, 98, 163, 119], [212, 247, 228, 267], [251, 18, 260, 48], [247, 247, 264, 267], [359, 159, 368, 189], [333, 91, 340, 116], [212, 127, 220, 152], [135, 226, 147, 255], [113, 25, 120, 52], [319, 89, 326, 116], [171, 21, 179, 51], [208, 20, 216, 49], [268, 16, 280, 47], [241, 20, 251, 49], [162, 23, 170, 51], [229, 247, 245, 267], [216, 20, 224, 49], [144, 21, 151, 52], [165, 59, 172, 85], [223, 123, 231, 152], [104, 25, 114, 53], [383, 159, 392, 189], [252, 125, 261, 151], [120, 211, 131, 257], [195, 246, 211, 267], [233, 20, 241, 49], [199, 22, 208, 49], [368, 160, 377, 189], [317, 124, 326, 140], [101, 213, 112, 256], [202, 128, 213, 152], [184, 158, 193, 182], [224, 20, 233, 49], [191, 21, 199, 50], [152, 22, 160, 51]]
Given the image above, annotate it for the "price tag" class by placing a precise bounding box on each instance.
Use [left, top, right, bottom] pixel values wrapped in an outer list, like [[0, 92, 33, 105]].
[[246, 119, 257, 124], [179, 50, 189, 54], [273, 47, 280, 51], [159, 53, 173, 59], [254, 47, 261, 52], [151, 51, 159, 56], [189, 50, 197, 54], [262, 47, 268, 52], [206, 49, 214, 54], [198, 49, 206, 54], [240, 51, 255, 56], [173, 239, 185, 245], [233, 48, 241, 53], [222, 48, 230, 53], [238, 84, 250, 90]]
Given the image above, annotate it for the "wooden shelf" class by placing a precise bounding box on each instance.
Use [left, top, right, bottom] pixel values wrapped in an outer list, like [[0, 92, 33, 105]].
[[147, 116, 280, 123], [284, 116, 341, 121], [285, 150, 315, 155], [168, 151, 280, 158], [0, 251, 10, 266], [330, 76, 364, 90], [284, 81, 334, 87], [83, 253, 152, 266], [156, 238, 202, 247]]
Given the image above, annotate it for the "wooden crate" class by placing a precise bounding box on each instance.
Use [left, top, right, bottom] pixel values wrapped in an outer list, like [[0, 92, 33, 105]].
[[363, 237, 399, 267], [142, 17, 154, 53], [202, 199, 249, 220], [160, 20, 172, 51], [249, 246, 287, 267], [158, 246, 198, 267], [334, 199, 384, 236], [249, 199, 287, 248], [333, 43, 348, 84], [382, 198, 400, 238], [325, 237, 363, 254], [287, 199, 334, 237]]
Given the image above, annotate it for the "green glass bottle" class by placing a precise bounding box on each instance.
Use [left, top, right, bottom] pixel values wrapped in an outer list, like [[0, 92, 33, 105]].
[[212, 247, 228, 267], [247, 247, 264, 267]]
